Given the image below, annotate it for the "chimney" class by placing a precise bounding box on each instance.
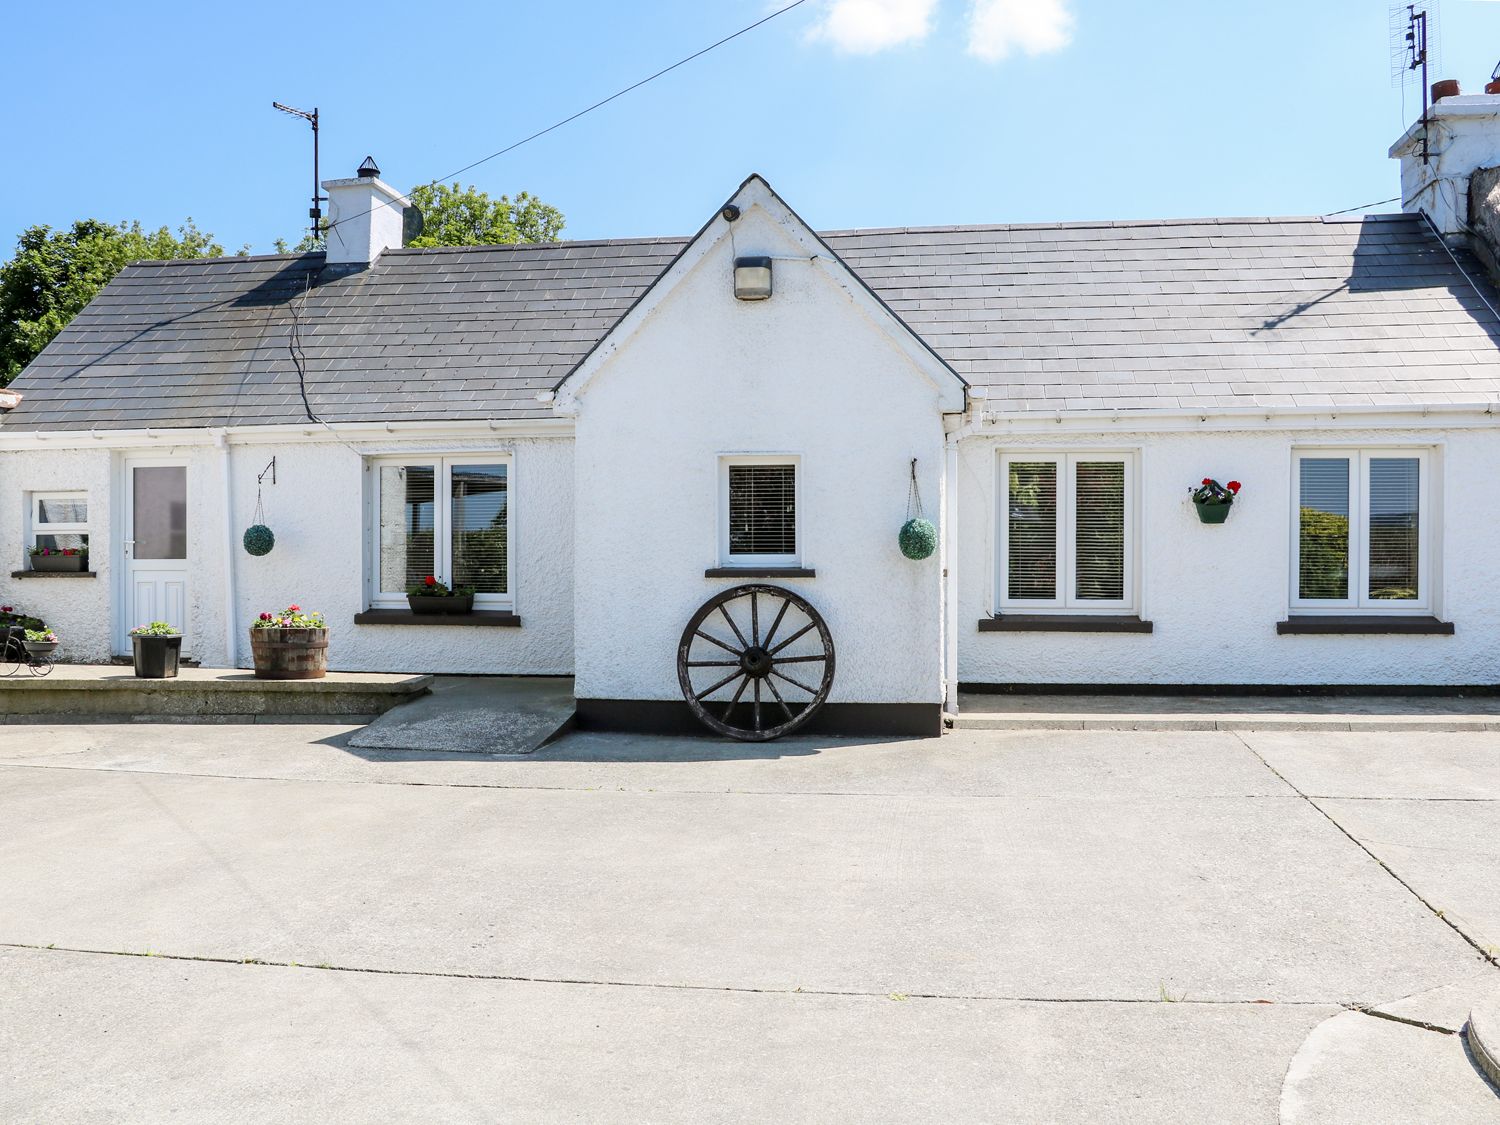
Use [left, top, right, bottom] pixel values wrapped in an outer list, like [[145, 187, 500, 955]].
[[1390, 82, 1500, 236], [320, 156, 410, 267]]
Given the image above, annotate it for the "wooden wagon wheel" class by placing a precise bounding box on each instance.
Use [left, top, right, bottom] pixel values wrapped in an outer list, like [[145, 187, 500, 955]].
[[677, 585, 836, 742]]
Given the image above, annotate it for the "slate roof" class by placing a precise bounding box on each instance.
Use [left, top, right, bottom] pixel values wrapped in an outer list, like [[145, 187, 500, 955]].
[[5, 212, 1500, 431]]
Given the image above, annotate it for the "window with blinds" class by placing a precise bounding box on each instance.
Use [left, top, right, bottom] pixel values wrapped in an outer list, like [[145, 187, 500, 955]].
[[725, 461, 797, 561], [1292, 450, 1428, 611], [31, 492, 90, 555], [1001, 453, 1133, 611], [370, 457, 512, 608]]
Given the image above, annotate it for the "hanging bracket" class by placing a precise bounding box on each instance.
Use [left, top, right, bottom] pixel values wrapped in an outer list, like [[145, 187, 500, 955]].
[[257, 457, 277, 487]]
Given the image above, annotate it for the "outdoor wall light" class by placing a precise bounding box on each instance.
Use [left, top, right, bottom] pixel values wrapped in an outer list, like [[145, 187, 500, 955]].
[[734, 256, 773, 301]]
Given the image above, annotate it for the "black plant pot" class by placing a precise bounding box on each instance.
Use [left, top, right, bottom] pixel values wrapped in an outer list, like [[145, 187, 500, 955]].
[[132, 634, 182, 679], [406, 594, 474, 615]]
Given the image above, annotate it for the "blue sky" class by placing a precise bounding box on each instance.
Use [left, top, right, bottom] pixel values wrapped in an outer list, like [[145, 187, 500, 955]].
[[6, 0, 1500, 254]]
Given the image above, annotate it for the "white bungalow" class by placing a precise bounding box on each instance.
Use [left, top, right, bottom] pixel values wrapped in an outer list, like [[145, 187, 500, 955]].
[[5, 93, 1500, 737]]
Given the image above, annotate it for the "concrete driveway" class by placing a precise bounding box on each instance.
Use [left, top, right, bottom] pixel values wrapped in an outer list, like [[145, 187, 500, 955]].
[[2, 724, 1498, 1122]]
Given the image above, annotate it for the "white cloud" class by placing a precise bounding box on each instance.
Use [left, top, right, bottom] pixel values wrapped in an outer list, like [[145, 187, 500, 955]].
[[965, 0, 1075, 62], [807, 0, 938, 55]]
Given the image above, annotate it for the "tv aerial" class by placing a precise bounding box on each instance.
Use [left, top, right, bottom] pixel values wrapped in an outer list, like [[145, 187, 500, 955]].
[[1391, 3, 1441, 163], [272, 102, 327, 239]]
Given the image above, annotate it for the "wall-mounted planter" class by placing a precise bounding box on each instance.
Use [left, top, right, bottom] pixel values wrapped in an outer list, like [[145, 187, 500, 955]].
[[29, 553, 87, 573], [1194, 502, 1232, 525], [406, 594, 474, 615]]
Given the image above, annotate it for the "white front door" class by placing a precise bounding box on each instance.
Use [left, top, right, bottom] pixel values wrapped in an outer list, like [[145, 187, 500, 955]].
[[122, 462, 189, 645]]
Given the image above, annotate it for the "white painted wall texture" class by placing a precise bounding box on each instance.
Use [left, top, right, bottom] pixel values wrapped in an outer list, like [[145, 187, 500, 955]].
[[569, 202, 950, 705], [0, 434, 574, 674], [956, 424, 1500, 686]]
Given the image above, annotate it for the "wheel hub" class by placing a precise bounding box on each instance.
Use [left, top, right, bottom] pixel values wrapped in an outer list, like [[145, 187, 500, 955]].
[[739, 646, 773, 679]]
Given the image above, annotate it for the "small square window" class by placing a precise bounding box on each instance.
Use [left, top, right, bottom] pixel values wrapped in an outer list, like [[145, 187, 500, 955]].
[[29, 492, 90, 558], [720, 457, 799, 567]]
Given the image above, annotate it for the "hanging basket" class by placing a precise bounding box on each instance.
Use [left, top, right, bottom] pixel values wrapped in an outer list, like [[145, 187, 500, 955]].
[[899, 459, 937, 560], [1194, 502, 1231, 525], [899, 518, 937, 560], [243, 524, 275, 556]]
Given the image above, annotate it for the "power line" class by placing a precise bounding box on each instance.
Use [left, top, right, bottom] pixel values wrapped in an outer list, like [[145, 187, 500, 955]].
[[1323, 195, 1401, 217], [326, 0, 811, 236]]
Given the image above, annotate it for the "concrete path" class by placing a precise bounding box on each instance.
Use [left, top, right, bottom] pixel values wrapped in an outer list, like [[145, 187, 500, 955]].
[[346, 675, 574, 754], [2, 723, 1498, 1121]]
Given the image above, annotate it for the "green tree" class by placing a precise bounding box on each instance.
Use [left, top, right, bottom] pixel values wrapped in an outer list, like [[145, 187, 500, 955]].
[[0, 218, 234, 384], [405, 182, 565, 247]]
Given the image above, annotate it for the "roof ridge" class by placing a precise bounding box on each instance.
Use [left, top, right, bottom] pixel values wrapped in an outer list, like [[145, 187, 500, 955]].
[[818, 214, 1415, 237]]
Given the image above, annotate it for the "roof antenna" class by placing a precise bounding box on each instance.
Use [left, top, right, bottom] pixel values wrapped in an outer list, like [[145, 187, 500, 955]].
[[1391, 3, 1440, 164], [272, 102, 326, 239]]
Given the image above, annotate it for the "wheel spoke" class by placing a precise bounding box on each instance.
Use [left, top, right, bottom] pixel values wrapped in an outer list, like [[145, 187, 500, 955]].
[[695, 630, 741, 656], [723, 675, 751, 722], [769, 621, 816, 655], [763, 675, 796, 723], [773, 654, 827, 664], [770, 668, 819, 695], [695, 669, 743, 701], [686, 660, 740, 667], [761, 597, 792, 649], [718, 604, 750, 650], [753, 679, 762, 730], [750, 591, 760, 647]]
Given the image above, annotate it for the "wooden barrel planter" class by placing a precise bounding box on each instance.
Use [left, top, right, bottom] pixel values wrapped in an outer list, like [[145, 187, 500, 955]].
[[249, 627, 329, 680]]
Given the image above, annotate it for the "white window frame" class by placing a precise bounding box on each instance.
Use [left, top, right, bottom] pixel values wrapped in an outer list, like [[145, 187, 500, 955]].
[[718, 454, 801, 569], [28, 492, 91, 554], [1290, 447, 1433, 615], [996, 451, 1139, 614], [366, 454, 513, 610]]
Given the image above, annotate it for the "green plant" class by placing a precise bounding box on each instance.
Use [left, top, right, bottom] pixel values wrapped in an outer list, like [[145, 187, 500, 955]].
[[0, 604, 46, 632], [407, 575, 475, 598], [252, 604, 326, 629], [1191, 478, 1241, 506], [129, 621, 180, 637], [23, 628, 57, 643]]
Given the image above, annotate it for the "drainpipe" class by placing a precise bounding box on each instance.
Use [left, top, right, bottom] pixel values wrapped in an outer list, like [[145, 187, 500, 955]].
[[942, 433, 960, 714], [214, 430, 237, 668]]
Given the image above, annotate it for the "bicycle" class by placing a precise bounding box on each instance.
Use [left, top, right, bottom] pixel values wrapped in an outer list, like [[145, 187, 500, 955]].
[[2, 625, 55, 677]]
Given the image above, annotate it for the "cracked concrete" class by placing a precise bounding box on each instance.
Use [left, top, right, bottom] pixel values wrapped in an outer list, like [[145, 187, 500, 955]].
[[2, 722, 1499, 1120]]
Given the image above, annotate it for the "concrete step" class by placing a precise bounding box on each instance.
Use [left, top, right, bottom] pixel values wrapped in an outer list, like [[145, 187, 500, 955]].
[[0, 665, 431, 723], [346, 676, 575, 755], [952, 693, 1500, 733]]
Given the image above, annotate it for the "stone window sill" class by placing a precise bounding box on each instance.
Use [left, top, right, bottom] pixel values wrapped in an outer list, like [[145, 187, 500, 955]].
[[704, 567, 816, 579], [10, 570, 98, 579], [353, 609, 522, 627], [1277, 615, 1453, 635], [979, 615, 1153, 633]]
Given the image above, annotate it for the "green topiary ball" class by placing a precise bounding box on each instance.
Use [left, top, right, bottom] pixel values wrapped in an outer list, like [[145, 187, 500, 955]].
[[243, 524, 275, 557], [899, 517, 937, 560]]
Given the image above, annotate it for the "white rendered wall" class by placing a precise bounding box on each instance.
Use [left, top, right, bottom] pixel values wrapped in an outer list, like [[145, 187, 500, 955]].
[[956, 424, 1500, 686], [570, 206, 949, 705], [1393, 95, 1500, 234], [0, 434, 574, 674]]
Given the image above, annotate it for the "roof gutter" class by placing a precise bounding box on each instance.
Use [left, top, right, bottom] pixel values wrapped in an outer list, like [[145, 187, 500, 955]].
[[974, 400, 1500, 434], [0, 416, 575, 452]]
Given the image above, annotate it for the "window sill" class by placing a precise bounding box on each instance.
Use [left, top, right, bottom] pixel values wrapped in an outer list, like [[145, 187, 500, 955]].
[[979, 614, 1153, 633], [704, 567, 817, 579], [353, 609, 522, 627], [1277, 615, 1453, 636], [10, 569, 97, 579]]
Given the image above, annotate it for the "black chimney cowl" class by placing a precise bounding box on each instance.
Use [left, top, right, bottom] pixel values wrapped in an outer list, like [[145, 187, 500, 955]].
[[357, 156, 380, 179]]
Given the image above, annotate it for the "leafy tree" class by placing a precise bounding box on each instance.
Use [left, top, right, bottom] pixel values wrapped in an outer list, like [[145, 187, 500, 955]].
[[0, 219, 234, 384], [405, 182, 564, 247]]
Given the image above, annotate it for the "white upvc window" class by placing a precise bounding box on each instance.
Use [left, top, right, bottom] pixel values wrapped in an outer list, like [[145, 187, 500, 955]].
[[997, 452, 1137, 614], [367, 455, 512, 610], [1291, 448, 1433, 614], [719, 455, 801, 568], [29, 492, 90, 556]]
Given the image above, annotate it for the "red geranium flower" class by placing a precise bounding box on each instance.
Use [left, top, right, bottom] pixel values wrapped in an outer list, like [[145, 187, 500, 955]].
[[425, 576, 436, 587], [1202, 478, 1212, 486], [288, 604, 300, 613], [1227, 481, 1242, 494]]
